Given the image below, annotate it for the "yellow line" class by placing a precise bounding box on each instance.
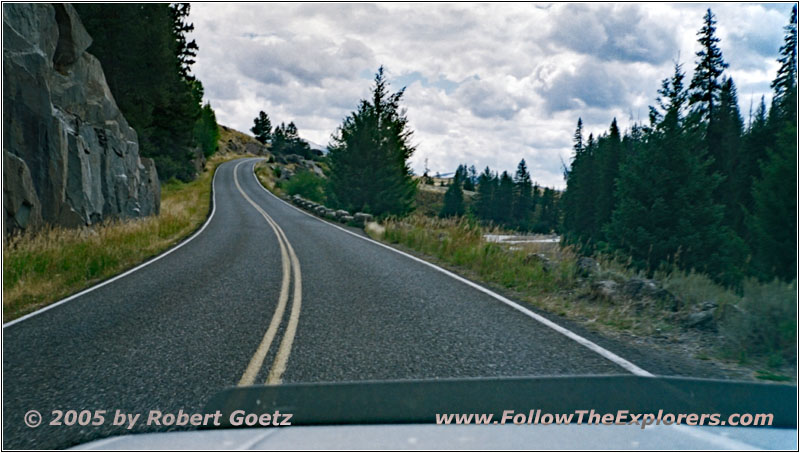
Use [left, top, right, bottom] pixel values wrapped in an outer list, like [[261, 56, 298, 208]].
[[234, 160, 293, 387], [265, 224, 302, 385]]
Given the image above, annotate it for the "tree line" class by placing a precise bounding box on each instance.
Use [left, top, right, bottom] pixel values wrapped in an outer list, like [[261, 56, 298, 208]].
[[75, 3, 219, 182], [251, 111, 316, 159], [439, 162, 560, 234], [561, 7, 797, 286]]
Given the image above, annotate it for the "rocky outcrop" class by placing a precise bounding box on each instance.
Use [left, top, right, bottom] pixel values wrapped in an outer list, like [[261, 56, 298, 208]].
[[217, 125, 269, 156], [3, 3, 159, 236]]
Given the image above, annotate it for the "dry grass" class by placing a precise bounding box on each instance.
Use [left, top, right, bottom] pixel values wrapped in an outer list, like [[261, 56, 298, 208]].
[[2, 153, 251, 322], [254, 161, 283, 196], [379, 214, 576, 294]]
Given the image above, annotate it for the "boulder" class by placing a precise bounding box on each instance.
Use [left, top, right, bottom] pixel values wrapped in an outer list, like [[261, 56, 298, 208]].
[[524, 253, 555, 272], [303, 160, 325, 177], [279, 168, 294, 181], [226, 139, 241, 153], [686, 310, 715, 329], [244, 142, 267, 156], [353, 212, 373, 226], [285, 154, 303, 164], [622, 277, 659, 298], [3, 4, 159, 236], [335, 209, 349, 219], [576, 257, 600, 277], [591, 280, 618, 300], [340, 215, 354, 223]]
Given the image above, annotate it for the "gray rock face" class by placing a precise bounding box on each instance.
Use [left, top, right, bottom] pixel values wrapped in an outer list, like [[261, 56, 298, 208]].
[[3, 3, 159, 236], [244, 142, 267, 156]]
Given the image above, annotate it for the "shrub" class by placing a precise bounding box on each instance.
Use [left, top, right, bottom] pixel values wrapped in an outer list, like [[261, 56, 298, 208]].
[[284, 170, 326, 203]]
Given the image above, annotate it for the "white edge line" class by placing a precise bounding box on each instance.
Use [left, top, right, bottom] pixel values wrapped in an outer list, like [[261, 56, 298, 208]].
[[3, 160, 226, 329], [249, 160, 654, 377]]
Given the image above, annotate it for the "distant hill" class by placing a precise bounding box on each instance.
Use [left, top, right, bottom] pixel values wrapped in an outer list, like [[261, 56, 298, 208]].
[[305, 139, 329, 155], [218, 125, 269, 156]]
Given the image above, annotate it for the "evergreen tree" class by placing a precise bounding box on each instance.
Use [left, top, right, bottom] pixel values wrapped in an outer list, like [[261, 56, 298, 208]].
[[512, 159, 533, 230], [251, 111, 272, 144], [711, 77, 746, 234], [771, 4, 798, 107], [464, 165, 478, 191], [194, 103, 220, 157], [474, 167, 496, 222], [440, 166, 465, 218], [495, 171, 515, 225], [689, 8, 728, 122], [328, 67, 417, 216], [170, 3, 199, 81], [562, 119, 599, 250], [595, 118, 623, 241]]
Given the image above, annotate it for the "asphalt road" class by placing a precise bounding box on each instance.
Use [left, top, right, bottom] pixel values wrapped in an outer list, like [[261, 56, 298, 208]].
[[4, 158, 657, 449]]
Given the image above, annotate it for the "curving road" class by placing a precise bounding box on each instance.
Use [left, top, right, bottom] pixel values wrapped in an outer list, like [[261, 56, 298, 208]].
[[4, 158, 673, 449]]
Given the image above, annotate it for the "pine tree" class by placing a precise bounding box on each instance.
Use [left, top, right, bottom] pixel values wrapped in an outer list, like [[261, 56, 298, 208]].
[[595, 118, 623, 242], [194, 102, 219, 157], [464, 165, 478, 191], [440, 166, 465, 218], [474, 167, 496, 222], [562, 118, 600, 250], [512, 159, 533, 230], [689, 8, 728, 122], [328, 67, 417, 216], [251, 111, 272, 144], [771, 4, 798, 107], [170, 3, 199, 81], [495, 171, 515, 225], [711, 77, 746, 234]]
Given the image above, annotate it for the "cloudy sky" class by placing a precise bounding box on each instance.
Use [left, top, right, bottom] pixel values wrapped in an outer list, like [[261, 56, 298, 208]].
[[188, 2, 793, 188]]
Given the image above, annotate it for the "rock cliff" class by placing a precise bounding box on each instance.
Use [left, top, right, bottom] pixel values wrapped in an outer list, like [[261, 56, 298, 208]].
[[3, 3, 160, 236]]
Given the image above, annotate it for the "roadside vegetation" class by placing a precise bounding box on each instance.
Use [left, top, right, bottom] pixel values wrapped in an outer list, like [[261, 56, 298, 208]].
[[372, 215, 795, 380], [2, 152, 249, 322]]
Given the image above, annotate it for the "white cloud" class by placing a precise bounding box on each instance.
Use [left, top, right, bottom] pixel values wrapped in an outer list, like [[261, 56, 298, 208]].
[[188, 2, 793, 189]]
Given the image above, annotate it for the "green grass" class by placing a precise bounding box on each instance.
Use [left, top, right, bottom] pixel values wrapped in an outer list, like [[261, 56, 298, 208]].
[[2, 153, 250, 322], [380, 214, 575, 294]]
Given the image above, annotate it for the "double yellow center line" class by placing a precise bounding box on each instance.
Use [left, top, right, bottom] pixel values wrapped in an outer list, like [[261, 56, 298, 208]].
[[233, 160, 302, 386]]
